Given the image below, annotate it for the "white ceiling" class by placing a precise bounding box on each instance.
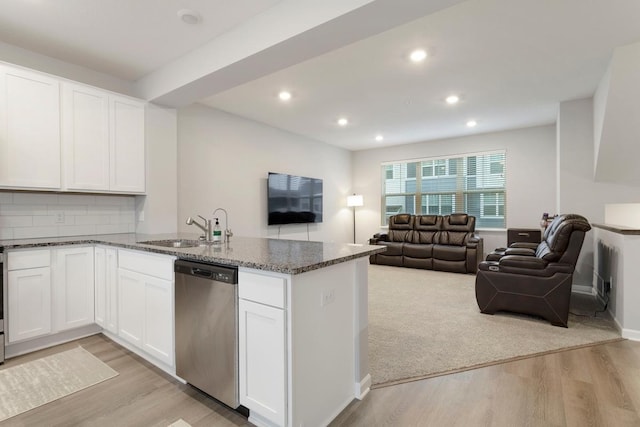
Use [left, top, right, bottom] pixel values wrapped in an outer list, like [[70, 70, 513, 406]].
[[2, 0, 640, 151]]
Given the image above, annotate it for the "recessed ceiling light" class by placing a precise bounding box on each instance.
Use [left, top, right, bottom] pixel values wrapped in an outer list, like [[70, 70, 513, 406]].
[[178, 9, 201, 25], [278, 91, 291, 101], [409, 49, 427, 62], [446, 95, 460, 105], [375, 134, 384, 142], [337, 117, 349, 126], [466, 120, 477, 128]]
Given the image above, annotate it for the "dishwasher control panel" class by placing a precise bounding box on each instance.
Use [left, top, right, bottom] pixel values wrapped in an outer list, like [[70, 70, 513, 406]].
[[174, 259, 238, 284]]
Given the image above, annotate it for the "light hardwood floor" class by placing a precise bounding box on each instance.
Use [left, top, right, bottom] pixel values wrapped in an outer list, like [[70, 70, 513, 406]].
[[2, 335, 640, 426]]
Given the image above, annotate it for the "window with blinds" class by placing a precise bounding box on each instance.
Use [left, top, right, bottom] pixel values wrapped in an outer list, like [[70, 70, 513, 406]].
[[381, 151, 506, 228]]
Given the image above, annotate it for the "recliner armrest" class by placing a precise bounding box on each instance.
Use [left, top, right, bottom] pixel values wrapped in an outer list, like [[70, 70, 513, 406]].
[[369, 233, 389, 244], [499, 255, 547, 270], [509, 242, 539, 250], [466, 234, 482, 248], [504, 247, 536, 256]]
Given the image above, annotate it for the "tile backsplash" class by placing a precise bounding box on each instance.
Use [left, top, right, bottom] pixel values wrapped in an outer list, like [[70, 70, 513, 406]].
[[0, 191, 136, 240]]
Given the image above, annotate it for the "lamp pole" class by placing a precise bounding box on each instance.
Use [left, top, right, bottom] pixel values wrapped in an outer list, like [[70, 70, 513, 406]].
[[347, 194, 364, 244], [352, 206, 357, 244]]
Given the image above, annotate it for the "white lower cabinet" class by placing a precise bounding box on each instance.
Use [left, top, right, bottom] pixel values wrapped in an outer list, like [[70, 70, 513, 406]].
[[7, 246, 95, 343], [117, 249, 175, 367], [239, 270, 287, 427], [239, 299, 286, 426], [8, 265, 52, 342], [142, 274, 173, 364], [94, 246, 118, 334], [117, 269, 144, 347], [52, 246, 95, 332]]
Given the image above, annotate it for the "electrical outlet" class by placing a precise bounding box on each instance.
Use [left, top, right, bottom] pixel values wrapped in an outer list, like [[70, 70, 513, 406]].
[[320, 289, 335, 307], [55, 213, 65, 224]]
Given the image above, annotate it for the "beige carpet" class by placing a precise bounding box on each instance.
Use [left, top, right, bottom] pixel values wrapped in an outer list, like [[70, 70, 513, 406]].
[[368, 265, 621, 387], [0, 346, 118, 421]]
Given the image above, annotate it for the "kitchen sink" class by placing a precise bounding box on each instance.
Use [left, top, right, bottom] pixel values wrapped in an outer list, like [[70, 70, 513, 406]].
[[138, 239, 208, 248]]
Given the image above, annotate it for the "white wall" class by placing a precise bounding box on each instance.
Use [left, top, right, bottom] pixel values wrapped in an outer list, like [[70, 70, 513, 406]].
[[557, 98, 640, 288], [135, 103, 179, 235], [593, 227, 640, 340], [0, 42, 134, 96], [604, 204, 640, 228], [177, 104, 353, 243], [352, 125, 557, 253]]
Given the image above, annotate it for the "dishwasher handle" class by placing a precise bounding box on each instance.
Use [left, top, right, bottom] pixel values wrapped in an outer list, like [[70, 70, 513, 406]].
[[175, 259, 238, 284], [192, 268, 213, 279]]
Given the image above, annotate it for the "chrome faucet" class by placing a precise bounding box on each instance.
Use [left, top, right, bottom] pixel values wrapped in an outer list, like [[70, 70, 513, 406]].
[[186, 215, 212, 242], [213, 208, 233, 243]]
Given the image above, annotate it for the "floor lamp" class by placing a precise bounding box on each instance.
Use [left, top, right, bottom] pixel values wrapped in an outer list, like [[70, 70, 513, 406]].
[[347, 194, 364, 244]]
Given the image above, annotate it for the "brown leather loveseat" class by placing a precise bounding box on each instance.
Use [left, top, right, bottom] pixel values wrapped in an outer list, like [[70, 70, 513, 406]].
[[369, 213, 483, 274]]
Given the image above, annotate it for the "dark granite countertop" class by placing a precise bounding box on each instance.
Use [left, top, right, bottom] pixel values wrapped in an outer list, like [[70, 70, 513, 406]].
[[592, 223, 640, 235], [0, 233, 385, 275]]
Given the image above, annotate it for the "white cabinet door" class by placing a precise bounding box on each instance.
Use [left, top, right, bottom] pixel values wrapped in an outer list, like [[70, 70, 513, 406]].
[[118, 266, 174, 366], [52, 246, 95, 332], [95, 247, 118, 334], [0, 65, 61, 189], [62, 83, 110, 190], [142, 275, 173, 366], [109, 96, 145, 193], [94, 247, 107, 328], [105, 248, 118, 334], [8, 267, 52, 342], [118, 268, 144, 347], [239, 298, 286, 426]]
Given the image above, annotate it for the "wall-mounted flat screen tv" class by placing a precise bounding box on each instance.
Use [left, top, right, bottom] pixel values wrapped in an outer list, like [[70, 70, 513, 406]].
[[268, 172, 323, 225]]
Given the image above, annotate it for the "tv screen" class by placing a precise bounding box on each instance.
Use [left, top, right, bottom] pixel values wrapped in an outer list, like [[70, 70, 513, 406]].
[[268, 172, 323, 225]]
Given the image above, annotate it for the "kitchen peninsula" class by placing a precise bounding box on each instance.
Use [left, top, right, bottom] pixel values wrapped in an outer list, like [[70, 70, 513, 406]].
[[0, 233, 384, 427]]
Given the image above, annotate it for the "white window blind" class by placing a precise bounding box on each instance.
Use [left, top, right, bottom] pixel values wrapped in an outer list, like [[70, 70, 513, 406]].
[[381, 151, 506, 228]]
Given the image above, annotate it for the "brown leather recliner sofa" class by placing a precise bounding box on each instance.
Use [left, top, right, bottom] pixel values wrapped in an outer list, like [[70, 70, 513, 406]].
[[475, 214, 591, 327], [369, 213, 483, 274]]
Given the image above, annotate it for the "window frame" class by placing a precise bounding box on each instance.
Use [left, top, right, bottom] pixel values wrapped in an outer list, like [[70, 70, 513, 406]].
[[380, 150, 506, 229]]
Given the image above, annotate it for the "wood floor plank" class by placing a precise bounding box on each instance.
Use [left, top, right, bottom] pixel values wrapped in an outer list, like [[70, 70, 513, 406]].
[[3, 334, 640, 426], [332, 340, 640, 427]]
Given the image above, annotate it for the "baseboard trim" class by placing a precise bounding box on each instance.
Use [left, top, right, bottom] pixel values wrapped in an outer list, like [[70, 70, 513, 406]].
[[621, 328, 640, 341], [5, 324, 102, 359], [356, 373, 371, 400], [572, 284, 595, 295]]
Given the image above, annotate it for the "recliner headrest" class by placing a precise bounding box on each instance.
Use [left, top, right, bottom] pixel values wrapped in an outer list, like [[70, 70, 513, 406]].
[[537, 214, 591, 261], [443, 214, 476, 232], [414, 215, 442, 231], [389, 214, 415, 230], [449, 213, 469, 225]]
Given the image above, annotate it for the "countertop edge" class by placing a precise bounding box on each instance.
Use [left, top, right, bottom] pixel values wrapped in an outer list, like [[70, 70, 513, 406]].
[[0, 234, 386, 275], [592, 223, 640, 235]]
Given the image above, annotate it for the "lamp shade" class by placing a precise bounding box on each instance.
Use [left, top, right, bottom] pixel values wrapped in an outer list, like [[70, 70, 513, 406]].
[[347, 194, 364, 207]]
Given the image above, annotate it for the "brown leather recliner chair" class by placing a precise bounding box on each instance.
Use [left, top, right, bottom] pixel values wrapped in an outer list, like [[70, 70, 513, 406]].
[[475, 214, 591, 327]]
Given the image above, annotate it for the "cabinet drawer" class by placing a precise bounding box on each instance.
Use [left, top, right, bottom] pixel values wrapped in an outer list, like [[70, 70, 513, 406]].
[[8, 249, 51, 270], [239, 270, 286, 309], [118, 249, 174, 280]]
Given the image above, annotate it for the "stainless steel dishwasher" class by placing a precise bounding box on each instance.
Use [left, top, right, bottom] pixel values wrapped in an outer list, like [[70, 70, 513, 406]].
[[175, 259, 239, 409]]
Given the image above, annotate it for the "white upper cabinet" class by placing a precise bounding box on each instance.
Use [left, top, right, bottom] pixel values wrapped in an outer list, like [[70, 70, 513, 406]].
[[62, 84, 145, 193], [0, 65, 61, 189], [62, 83, 110, 190], [0, 62, 146, 194], [109, 96, 145, 193]]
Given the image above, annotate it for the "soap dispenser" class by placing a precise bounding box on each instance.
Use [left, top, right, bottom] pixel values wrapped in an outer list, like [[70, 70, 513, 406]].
[[212, 218, 222, 243]]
